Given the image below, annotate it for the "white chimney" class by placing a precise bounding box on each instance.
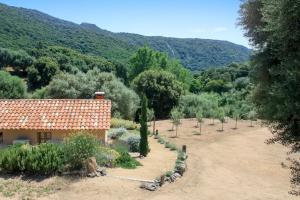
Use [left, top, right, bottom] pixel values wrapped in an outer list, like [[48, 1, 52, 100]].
[[95, 92, 105, 100]]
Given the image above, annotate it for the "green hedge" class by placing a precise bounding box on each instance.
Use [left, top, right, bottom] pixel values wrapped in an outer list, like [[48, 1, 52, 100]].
[[0, 143, 63, 175], [110, 118, 139, 130]]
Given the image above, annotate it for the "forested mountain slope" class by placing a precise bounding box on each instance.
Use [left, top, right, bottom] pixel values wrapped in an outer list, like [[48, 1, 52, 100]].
[[0, 3, 251, 70]]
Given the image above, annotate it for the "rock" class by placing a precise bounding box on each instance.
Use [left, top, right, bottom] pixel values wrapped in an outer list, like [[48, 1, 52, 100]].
[[159, 175, 165, 186], [174, 172, 181, 178], [85, 157, 98, 175], [87, 172, 97, 177], [170, 174, 177, 182], [153, 180, 160, 187], [99, 168, 107, 176], [140, 182, 158, 191]]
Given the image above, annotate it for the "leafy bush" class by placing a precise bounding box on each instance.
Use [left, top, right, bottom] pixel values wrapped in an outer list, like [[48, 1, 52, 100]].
[[0, 133, 126, 174], [165, 142, 171, 148], [63, 133, 98, 170], [95, 146, 120, 167], [0, 143, 63, 175], [169, 144, 177, 151], [174, 160, 186, 173], [165, 171, 173, 177], [119, 133, 140, 152], [114, 144, 141, 169], [27, 56, 59, 89], [45, 71, 140, 119], [158, 137, 165, 144], [110, 118, 139, 130], [177, 150, 187, 161], [108, 128, 128, 139], [179, 93, 220, 118], [0, 71, 27, 99]]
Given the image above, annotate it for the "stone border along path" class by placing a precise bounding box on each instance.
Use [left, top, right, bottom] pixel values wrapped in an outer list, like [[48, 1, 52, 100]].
[[105, 175, 155, 183], [102, 133, 188, 192], [140, 133, 188, 191]]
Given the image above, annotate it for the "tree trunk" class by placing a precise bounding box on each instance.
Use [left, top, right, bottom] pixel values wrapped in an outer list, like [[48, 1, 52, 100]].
[[235, 118, 238, 129], [221, 122, 224, 131], [199, 123, 202, 135], [250, 120, 253, 127], [152, 117, 156, 135], [175, 126, 178, 137]]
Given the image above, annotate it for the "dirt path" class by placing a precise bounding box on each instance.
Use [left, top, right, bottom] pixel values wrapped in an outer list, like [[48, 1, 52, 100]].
[[151, 119, 298, 200], [46, 137, 177, 200], [5, 119, 297, 200]]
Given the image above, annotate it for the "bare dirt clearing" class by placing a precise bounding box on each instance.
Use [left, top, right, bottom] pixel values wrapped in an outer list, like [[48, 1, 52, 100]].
[[1, 119, 297, 200]]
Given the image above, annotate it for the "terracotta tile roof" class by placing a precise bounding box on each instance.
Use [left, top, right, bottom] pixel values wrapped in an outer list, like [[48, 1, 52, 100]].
[[0, 99, 111, 131]]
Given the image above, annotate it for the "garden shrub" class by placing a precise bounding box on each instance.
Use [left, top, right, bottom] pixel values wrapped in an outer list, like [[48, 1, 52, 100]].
[[0, 143, 63, 175], [108, 128, 128, 139], [119, 133, 140, 152], [114, 144, 141, 169], [164, 142, 177, 151], [110, 118, 139, 130], [165, 142, 171, 148], [63, 133, 98, 170], [95, 146, 120, 167], [165, 171, 173, 177], [169, 144, 177, 151], [158, 137, 165, 144], [177, 150, 187, 161], [174, 160, 186, 175], [0, 133, 125, 174]]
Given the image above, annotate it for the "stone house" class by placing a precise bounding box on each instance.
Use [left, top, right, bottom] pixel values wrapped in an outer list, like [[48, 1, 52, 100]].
[[0, 92, 111, 145]]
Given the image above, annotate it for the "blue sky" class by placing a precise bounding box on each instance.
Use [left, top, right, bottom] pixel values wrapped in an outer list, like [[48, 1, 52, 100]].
[[1, 0, 250, 47]]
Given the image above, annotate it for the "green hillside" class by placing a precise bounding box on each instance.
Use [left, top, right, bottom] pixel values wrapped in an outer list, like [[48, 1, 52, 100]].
[[0, 3, 251, 70]]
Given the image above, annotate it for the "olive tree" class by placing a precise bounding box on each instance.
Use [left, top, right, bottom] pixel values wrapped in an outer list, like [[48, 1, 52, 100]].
[[232, 109, 241, 129], [196, 110, 204, 135], [218, 108, 226, 131], [248, 110, 257, 127], [170, 107, 184, 137], [45, 70, 140, 120]]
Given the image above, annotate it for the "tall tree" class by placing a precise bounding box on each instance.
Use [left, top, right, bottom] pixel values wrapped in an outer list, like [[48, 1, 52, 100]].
[[132, 70, 185, 119], [139, 95, 149, 157], [27, 57, 58, 89], [129, 47, 155, 79], [239, 0, 300, 194]]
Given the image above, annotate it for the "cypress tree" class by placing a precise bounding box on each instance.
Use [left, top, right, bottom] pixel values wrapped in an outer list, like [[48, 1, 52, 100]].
[[139, 95, 149, 157]]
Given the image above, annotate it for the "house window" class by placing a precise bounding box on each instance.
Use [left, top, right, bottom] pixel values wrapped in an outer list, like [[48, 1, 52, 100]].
[[38, 132, 52, 144], [0, 132, 3, 144]]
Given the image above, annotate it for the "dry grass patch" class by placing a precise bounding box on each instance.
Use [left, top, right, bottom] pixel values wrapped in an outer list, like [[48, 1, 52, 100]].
[[0, 176, 68, 200]]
